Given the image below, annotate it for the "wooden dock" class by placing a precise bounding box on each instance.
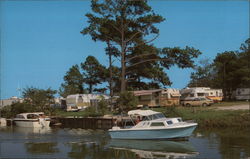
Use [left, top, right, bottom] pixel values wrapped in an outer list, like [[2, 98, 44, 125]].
[[55, 117, 115, 130], [5, 117, 116, 130]]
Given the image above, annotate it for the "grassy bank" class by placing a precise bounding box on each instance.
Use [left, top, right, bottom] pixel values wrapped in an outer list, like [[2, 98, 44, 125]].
[[54, 101, 250, 128], [152, 107, 250, 128], [54, 108, 112, 118]]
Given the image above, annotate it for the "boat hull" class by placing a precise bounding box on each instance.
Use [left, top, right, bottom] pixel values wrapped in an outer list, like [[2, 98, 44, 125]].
[[109, 124, 197, 139], [14, 120, 50, 128]]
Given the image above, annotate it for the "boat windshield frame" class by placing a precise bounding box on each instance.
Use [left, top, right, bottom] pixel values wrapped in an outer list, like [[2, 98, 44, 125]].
[[145, 113, 165, 121]]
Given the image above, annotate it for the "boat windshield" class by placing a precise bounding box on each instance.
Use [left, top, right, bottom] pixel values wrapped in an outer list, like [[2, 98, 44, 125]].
[[147, 113, 165, 120]]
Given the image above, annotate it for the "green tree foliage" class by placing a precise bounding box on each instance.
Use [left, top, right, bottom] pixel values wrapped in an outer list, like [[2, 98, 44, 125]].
[[105, 43, 120, 96], [188, 58, 215, 87], [0, 87, 57, 117], [237, 38, 250, 87], [127, 45, 201, 90], [82, 0, 201, 92], [126, 44, 171, 90], [107, 65, 121, 95], [98, 98, 109, 116], [117, 91, 138, 112], [188, 38, 250, 100], [0, 103, 33, 118], [81, 56, 107, 93], [213, 51, 239, 98], [82, 0, 165, 92], [23, 87, 57, 114], [59, 65, 85, 97]]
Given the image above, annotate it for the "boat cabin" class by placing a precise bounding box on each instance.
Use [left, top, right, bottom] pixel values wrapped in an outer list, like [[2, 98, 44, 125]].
[[15, 112, 45, 120], [16, 113, 39, 120], [127, 109, 183, 129]]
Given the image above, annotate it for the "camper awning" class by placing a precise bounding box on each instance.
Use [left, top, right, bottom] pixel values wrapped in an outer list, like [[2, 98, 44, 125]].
[[133, 89, 161, 96], [128, 109, 159, 116], [170, 93, 181, 97]]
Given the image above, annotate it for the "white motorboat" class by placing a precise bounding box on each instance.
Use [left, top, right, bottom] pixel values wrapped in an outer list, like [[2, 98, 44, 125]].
[[13, 112, 50, 128], [109, 109, 197, 139]]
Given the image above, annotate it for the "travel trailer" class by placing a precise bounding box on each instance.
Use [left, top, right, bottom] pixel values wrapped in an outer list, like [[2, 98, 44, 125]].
[[133, 89, 181, 107], [180, 87, 223, 102], [205, 89, 223, 102], [234, 88, 250, 100], [66, 94, 110, 111]]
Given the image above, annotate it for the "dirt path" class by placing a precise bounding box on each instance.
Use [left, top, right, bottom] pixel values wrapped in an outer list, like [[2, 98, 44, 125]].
[[217, 104, 250, 110]]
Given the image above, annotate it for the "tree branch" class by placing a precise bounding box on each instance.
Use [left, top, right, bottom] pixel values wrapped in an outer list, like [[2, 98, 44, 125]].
[[114, 56, 121, 62], [125, 70, 133, 75], [104, 34, 118, 43], [109, 22, 122, 34], [125, 53, 158, 63], [111, 59, 116, 64], [125, 77, 137, 81], [125, 31, 142, 43], [135, 33, 159, 47], [126, 58, 170, 69]]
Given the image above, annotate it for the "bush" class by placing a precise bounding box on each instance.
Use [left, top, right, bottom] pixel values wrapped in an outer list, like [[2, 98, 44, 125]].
[[117, 91, 138, 112], [98, 99, 108, 116], [0, 103, 34, 118], [84, 106, 102, 117]]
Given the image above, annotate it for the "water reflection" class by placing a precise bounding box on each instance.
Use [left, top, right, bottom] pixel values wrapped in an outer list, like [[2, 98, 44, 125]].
[[0, 127, 249, 159], [108, 140, 198, 159], [205, 129, 250, 159], [13, 127, 52, 134], [26, 142, 59, 154]]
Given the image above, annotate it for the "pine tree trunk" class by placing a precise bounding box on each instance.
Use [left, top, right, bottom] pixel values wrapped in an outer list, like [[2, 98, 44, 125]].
[[121, 51, 126, 92], [120, 18, 126, 93], [107, 41, 113, 97], [89, 84, 92, 94], [120, 36, 126, 92]]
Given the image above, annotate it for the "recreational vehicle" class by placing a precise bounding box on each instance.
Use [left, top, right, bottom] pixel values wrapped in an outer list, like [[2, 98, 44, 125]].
[[66, 94, 110, 111], [234, 88, 250, 100], [133, 89, 181, 107], [180, 87, 223, 102]]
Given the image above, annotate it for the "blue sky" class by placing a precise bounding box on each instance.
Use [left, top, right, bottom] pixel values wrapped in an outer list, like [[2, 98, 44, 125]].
[[0, 1, 249, 99]]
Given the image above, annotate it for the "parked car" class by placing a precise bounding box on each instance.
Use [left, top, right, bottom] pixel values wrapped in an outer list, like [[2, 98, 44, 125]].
[[181, 98, 214, 107]]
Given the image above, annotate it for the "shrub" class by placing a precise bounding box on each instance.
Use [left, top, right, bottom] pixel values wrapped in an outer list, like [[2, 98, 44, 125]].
[[98, 99, 108, 116], [0, 103, 34, 118], [117, 91, 138, 112]]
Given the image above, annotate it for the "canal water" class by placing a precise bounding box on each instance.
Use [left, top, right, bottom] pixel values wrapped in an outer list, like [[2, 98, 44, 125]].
[[0, 127, 249, 159]]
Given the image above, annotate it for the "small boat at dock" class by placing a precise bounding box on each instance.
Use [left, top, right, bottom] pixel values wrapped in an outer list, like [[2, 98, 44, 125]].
[[13, 112, 50, 128], [109, 109, 197, 140]]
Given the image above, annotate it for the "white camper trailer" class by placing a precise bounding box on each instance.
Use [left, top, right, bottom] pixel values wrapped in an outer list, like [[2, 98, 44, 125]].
[[235, 88, 250, 100], [180, 87, 223, 102], [133, 88, 181, 107], [66, 94, 110, 111]]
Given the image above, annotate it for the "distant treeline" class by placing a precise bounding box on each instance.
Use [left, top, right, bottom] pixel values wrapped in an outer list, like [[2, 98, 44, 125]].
[[188, 38, 250, 100]]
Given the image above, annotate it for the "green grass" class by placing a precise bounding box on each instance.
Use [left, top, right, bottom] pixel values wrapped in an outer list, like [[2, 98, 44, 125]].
[[212, 101, 249, 107], [151, 106, 250, 128], [54, 109, 113, 117], [54, 109, 89, 117]]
